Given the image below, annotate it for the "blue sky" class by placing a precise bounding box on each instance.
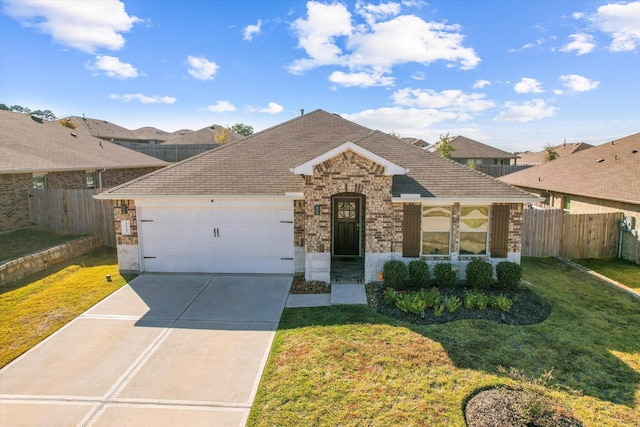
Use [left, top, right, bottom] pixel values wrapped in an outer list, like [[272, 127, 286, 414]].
[[1, 0, 639, 153]]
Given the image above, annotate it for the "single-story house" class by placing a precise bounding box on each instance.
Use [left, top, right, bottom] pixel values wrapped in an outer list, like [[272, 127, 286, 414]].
[[428, 135, 519, 167], [517, 142, 593, 165], [159, 125, 244, 145], [0, 111, 167, 232], [96, 110, 538, 282], [500, 132, 640, 260]]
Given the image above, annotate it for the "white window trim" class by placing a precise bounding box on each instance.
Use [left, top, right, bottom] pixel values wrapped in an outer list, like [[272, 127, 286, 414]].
[[420, 206, 452, 257]]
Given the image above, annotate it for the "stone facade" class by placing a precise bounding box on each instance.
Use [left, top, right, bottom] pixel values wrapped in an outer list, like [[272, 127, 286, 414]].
[[0, 173, 32, 232], [113, 199, 140, 273]]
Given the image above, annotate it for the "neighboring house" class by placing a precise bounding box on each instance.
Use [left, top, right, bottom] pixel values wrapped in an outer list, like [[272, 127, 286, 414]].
[[97, 110, 537, 282], [132, 126, 179, 143], [160, 125, 243, 145], [500, 132, 640, 235], [0, 111, 167, 232], [63, 115, 147, 143], [429, 135, 519, 167], [400, 137, 429, 149], [517, 142, 593, 165]]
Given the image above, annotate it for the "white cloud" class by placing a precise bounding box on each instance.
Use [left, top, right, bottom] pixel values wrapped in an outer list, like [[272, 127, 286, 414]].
[[110, 93, 176, 104], [207, 101, 236, 113], [260, 102, 284, 114], [583, 1, 640, 52], [473, 79, 491, 89], [412, 71, 425, 81], [561, 33, 596, 55], [2, 0, 140, 53], [243, 19, 262, 41], [514, 77, 544, 94], [187, 55, 219, 80], [88, 55, 138, 78], [494, 99, 556, 122], [343, 107, 458, 131], [558, 74, 600, 93], [392, 88, 495, 113], [329, 70, 394, 87], [355, 0, 401, 25], [288, 1, 480, 86]]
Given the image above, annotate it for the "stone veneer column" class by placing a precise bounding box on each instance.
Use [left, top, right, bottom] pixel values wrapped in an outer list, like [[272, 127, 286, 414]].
[[114, 199, 140, 273], [507, 203, 523, 263]]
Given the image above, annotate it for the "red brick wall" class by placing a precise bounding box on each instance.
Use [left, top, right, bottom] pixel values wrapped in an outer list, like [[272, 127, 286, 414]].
[[0, 174, 32, 232], [47, 171, 87, 189]]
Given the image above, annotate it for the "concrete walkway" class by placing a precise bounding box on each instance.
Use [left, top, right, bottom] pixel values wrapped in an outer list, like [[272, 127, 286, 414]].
[[285, 283, 368, 308], [0, 274, 292, 427]]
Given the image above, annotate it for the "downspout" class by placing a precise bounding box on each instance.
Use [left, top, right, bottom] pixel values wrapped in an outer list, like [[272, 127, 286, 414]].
[[98, 168, 107, 189]]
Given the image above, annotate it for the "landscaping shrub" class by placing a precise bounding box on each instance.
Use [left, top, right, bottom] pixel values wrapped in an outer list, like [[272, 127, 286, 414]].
[[408, 260, 430, 288], [466, 259, 494, 289], [496, 261, 523, 289], [433, 262, 458, 287], [383, 260, 408, 290]]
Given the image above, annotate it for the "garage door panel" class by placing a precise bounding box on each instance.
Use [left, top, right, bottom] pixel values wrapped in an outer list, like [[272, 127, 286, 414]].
[[140, 206, 294, 274]]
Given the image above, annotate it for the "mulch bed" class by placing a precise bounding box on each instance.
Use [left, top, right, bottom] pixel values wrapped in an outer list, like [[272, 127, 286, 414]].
[[365, 283, 551, 326], [289, 275, 331, 294], [465, 388, 583, 427]]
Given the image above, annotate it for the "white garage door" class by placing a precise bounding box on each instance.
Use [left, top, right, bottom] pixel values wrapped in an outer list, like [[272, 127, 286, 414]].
[[138, 203, 294, 274]]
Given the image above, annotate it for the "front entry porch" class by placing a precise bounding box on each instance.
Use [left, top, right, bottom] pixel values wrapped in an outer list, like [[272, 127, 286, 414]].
[[330, 256, 364, 284]]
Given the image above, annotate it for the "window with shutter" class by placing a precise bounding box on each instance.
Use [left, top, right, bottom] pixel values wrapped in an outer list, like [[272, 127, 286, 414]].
[[403, 204, 421, 257], [490, 204, 509, 258]]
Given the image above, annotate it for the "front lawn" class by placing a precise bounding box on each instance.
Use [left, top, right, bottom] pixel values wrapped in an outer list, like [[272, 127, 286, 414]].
[[0, 228, 86, 263], [248, 257, 640, 426], [0, 247, 131, 368], [573, 258, 640, 290]]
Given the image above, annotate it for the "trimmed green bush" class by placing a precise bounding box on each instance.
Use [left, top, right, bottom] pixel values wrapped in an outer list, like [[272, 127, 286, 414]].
[[433, 262, 457, 287], [408, 260, 430, 288], [496, 261, 523, 289], [466, 259, 494, 289], [383, 260, 408, 290]]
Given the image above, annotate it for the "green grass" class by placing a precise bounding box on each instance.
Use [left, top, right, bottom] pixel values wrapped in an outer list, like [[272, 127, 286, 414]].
[[573, 258, 640, 290], [0, 229, 87, 263], [0, 247, 132, 368], [248, 257, 640, 427]]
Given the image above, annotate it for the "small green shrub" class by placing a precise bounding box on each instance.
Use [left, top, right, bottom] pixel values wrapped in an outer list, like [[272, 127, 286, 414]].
[[433, 262, 457, 287], [383, 260, 408, 289], [466, 259, 494, 289], [464, 289, 490, 310], [408, 260, 430, 288], [490, 295, 514, 312], [444, 295, 462, 313], [383, 288, 398, 305], [496, 261, 523, 289], [396, 292, 427, 314], [424, 287, 442, 308], [433, 303, 445, 317]]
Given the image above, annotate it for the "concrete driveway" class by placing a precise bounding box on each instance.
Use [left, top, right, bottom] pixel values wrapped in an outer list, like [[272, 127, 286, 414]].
[[0, 274, 292, 427]]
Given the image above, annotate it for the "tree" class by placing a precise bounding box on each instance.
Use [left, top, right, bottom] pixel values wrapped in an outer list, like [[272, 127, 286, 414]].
[[436, 133, 456, 159], [543, 144, 559, 162], [0, 103, 8, 110], [231, 123, 253, 136], [31, 109, 57, 121], [214, 127, 230, 144], [10, 105, 31, 114]]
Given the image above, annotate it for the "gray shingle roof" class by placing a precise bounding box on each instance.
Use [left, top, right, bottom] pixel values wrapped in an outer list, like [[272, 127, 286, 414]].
[[430, 135, 517, 160], [99, 110, 535, 200], [0, 111, 168, 173], [501, 133, 640, 205], [516, 142, 593, 165], [66, 116, 139, 141], [159, 125, 243, 145]]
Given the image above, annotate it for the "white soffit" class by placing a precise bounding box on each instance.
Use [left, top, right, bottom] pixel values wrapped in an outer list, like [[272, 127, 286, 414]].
[[290, 141, 407, 176]]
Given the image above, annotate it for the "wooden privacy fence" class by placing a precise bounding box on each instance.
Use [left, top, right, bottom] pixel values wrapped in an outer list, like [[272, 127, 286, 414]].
[[475, 164, 531, 177], [117, 142, 216, 162], [28, 189, 115, 246], [522, 209, 621, 258]]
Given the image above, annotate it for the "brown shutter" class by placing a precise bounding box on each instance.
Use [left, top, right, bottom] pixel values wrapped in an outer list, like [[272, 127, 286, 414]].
[[490, 204, 509, 258], [403, 204, 421, 257]]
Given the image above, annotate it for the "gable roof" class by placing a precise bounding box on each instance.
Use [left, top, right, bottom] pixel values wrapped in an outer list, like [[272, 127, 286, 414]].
[[132, 126, 177, 142], [0, 111, 168, 174], [517, 142, 593, 165], [97, 109, 535, 202], [500, 133, 640, 205], [65, 116, 139, 141], [429, 135, 517, 160]]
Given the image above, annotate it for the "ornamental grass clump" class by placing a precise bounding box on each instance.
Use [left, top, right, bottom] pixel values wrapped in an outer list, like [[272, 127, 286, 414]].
[[466, 259, 494, 289]]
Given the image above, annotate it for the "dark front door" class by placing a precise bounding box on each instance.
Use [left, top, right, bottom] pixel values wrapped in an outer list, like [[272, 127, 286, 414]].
[[334, 197, 360, 256]]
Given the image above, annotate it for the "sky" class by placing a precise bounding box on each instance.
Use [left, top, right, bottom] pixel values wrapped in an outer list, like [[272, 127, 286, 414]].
[[1, 0, 639, 153]]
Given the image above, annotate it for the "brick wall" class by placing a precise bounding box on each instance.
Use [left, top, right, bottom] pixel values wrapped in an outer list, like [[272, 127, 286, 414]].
[[47, 171, 86, 189], [102, 167, 161, 187], [294, 199, 305, 247], [304, 151, 394, 254], [508, 203, 523, 253], [0, 173, 31, 232]]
